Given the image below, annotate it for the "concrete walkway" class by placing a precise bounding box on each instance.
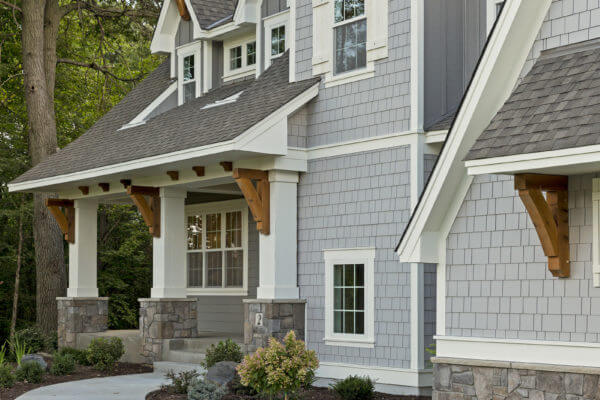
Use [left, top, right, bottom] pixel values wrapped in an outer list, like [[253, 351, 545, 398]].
[[16, 372, 170, 400]]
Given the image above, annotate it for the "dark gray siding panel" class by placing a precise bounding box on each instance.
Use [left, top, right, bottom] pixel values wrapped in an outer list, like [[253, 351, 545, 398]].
[[212, 41, 224, 89], [176, 19, 194, 47], [262, 0, 288, 17], [146, 91, 177, 120]]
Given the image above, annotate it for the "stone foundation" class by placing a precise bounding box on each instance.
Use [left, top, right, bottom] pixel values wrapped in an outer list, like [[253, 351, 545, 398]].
[[433, 358, 600, 400], [139, 298, 198, 362], [243, 299, 306, 353], [57, 297, 108, 349]]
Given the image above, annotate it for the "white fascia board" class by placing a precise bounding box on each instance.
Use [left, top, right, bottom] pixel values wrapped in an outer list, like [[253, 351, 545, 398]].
[[396, 0, 552, 262], [436, 336, 600, 369], [151, 1, 179, 54], [233, 0, 259, 26], [424, 130, 448, 144], [120, 83, 177, 129], [8, 83, 320, 193], [465, 144, 600, 176], [317, 362, 432, 388]]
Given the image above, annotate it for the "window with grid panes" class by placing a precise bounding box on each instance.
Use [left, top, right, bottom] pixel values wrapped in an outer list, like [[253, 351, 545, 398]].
[[333, 263, 365, 334]]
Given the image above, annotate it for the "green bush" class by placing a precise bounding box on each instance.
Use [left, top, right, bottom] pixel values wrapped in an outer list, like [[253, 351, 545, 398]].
[[0, 364, 15, 388], [14, 327, 53, 353], [50, 353, 76, 376], [163, 369, 199, 394], [86, 337, 124, 372], [57, 347, 90, 366], [237, 331, 319, 400], [227, 374, 258, 396], [187, 379, 227, 400], [15, 361, 44, 384], [331, 376, 374, 400], [202, 338, 243, 368]]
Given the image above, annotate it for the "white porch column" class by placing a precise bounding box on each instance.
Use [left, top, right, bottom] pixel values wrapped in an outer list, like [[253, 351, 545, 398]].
[[256, 170, 299, 300], [151, 187, 187, 298], [67, 199, 98, 298]]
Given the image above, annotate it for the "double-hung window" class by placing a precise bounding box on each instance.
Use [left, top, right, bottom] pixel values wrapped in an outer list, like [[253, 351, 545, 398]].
[[333, 0, 366, 75], [324, 247, 375, 347], [271, 26, 286, 58], [247, 42, 256, 66], [186, 200, 248, 295], [230, 46, 242, 70], [182, 54, 196, 103]]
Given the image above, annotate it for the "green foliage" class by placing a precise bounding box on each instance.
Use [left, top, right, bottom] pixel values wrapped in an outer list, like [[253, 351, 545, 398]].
[[187, 379, 227, 400], [0, 342, 7, 366], [15, 361, 44, 384], [202, 339, 244, 368], [57, 347, 90, 366], [0, 364, 15, 388], [237, 331, 319, 399], [50, 353, 76, 376], [425, 343, 436, 368], [10, 336, 30, 366], [15, 326, 54, 353], [227, 373, 258, 396], [86, 337, 124, 372], [163, 369, 199, 394], [330, 376, 375, 400]]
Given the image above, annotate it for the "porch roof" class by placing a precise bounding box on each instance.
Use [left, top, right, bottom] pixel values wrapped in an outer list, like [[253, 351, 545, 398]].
[[10, 52, 319, 192]]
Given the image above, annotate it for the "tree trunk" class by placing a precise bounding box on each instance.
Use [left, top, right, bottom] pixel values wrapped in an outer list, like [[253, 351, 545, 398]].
[[22, 0, 66, 335], [10, 196, 25, 340]]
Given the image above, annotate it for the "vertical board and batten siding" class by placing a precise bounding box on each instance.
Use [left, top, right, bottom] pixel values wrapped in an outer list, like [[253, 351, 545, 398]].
[[294, 0, 411, 147], [423, 0, 487, 129], [297, 146, 413, 368], [196, 217, 259, 335], [212, 41, 224, 89], [445, 174, 600, 341], [176, 18, 194, 47], [262, 0, 288, 17]]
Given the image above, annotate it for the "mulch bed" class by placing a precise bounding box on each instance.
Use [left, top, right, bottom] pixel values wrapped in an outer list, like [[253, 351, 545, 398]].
[[146, 386, 431, 400], [0, 360, 153, 400]]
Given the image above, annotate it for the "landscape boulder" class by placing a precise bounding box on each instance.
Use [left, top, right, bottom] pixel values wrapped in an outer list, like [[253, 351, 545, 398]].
[[21, 354, 48, 370], [205, 361, 238, 386]]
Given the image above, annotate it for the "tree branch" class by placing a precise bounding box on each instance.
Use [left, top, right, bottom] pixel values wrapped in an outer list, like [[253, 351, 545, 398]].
[[57, 58, 143, 82], [0, 0, 21, 12], [62, 1, 159, 19]]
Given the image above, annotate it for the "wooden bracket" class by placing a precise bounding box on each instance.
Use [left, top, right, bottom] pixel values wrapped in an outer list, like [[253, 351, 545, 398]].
[[78, 186, 89, 195], [233, 168, 270, 235], [220, 161, 233, 172], [166, 171, 179, 181], [174, 0, 190, 20], [192, 166, 205, 177], [45, 199, 75, 243], [127, 185, 161, 237], [515, 174, 569, 277], [99, 183, 110, 192], [120, 179, 132, 189]]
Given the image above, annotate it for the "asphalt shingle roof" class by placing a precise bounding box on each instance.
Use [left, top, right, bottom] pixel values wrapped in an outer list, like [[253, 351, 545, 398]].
[[465, 40, 600, 161], [190, 0, 237, 29], [426, 113, 455, 132], [12, 52, 319, 185]]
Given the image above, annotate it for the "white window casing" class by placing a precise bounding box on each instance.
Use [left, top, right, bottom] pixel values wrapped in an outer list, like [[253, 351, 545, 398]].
[[486, 0, 505, 35], [593, 178, 600, 287], [177, 41, 202, 105], [263, 10, 290, 69], [223, 32, 258, 82], [323, 247, 375, 348], [312, 0, 388, 87], [185, 199, 249, 296]]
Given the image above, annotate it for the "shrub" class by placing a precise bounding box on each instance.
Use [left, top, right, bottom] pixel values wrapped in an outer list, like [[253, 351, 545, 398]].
[[227, 374, 257, 396], [0, 342, 7, 366], [202, 339, 243, 368], [331, 376, 374, 400], [57, 347, 90, 366], [86, 337, 124, 372], [0, 364, 15, 388], [15, 361, 44, 384], [14, 327, 53, 353], [188, 378, 227, 400], [50, 353, 76, 376], [163, 369, 199, 394], [237, 330, 319, 400]]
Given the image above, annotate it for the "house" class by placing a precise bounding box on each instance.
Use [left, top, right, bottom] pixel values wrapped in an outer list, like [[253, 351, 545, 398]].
[[397, 0, 600, 398], [9, 0, 508, 396]]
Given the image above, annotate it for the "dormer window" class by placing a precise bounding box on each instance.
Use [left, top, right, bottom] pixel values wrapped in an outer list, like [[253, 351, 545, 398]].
[[223, 36, 257, 82], [334, 0, 366, 75], [177, 42, 201, 105], [247, 42, 256, 66], [271, 26, 285, 58], [230, 46, 242, 70], [183, 55, 196, 103], [263, 11, 289, 68]]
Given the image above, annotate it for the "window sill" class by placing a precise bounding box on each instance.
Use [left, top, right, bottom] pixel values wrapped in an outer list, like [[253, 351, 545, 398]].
[[223, 66, 256, 82], [186, 288, 248, 296], [323, 336, 375, 348], [324, 66, 375, 88]]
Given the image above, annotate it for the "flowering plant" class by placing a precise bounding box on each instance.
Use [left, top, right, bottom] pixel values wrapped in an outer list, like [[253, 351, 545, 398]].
[[237, 330, 319, 400]]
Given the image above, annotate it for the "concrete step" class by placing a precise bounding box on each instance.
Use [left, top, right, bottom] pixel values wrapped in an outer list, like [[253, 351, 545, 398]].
[[163, 349, 207, 364], [153, 361, 205, 375], [166, 336, 244, 352]]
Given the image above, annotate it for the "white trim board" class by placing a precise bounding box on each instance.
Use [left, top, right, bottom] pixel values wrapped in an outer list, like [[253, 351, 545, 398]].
[[316, 362, 432, 388], [436, 336, 600, 369]]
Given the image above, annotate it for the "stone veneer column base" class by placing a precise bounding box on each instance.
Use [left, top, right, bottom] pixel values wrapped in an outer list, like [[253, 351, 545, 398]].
[[57, 297, 108, 349], [432, 357, 600, 400], [138, 298, 198, 362], [243, 299, 306, 353]]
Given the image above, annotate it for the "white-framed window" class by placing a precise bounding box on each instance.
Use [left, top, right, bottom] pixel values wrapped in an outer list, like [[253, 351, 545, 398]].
[[223, 34, 257, 82], [263, 10, 289, 68], [177, 41, 202, 105], [333, 0, 366, 75], [324, 247, 375, 348], [592, 179, 600, 288], [185, 200, 249, 296], [486, 0, 505, 35]]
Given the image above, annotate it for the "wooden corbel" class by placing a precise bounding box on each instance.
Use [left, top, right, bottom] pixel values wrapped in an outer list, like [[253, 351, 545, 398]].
[[174, 0, 190, 21], [127, 186, 161, 237], [166, 171, 179, 181], [99, 183, 110, 192], [78, 186, 89, 195], [220, 161, 233, 172], [120, 179, 132, 189], [45, 199, 75, 243], [515, 174, 569, 277], [192, 166, 205, 177], [233, 168, 270, 235]]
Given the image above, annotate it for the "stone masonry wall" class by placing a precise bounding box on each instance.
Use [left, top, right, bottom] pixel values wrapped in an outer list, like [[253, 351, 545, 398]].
[[57, 297, 108, 349], [139, 298, 198, 362], [433, 360, 600, 400], [243, 299, 306, 353]]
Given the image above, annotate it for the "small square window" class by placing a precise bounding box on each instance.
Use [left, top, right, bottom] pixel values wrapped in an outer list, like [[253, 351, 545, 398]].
[[271, 26, 286, 57], [230, 46, 242, 70], [247, 42, 256, 66], [334, 0, 365, 23]]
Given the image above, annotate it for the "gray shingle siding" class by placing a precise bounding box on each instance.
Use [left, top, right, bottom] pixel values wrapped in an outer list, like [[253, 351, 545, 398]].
[[298, 146, 412, 368], [445, 174, 600, 341], [294, 0, 411, 147]]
